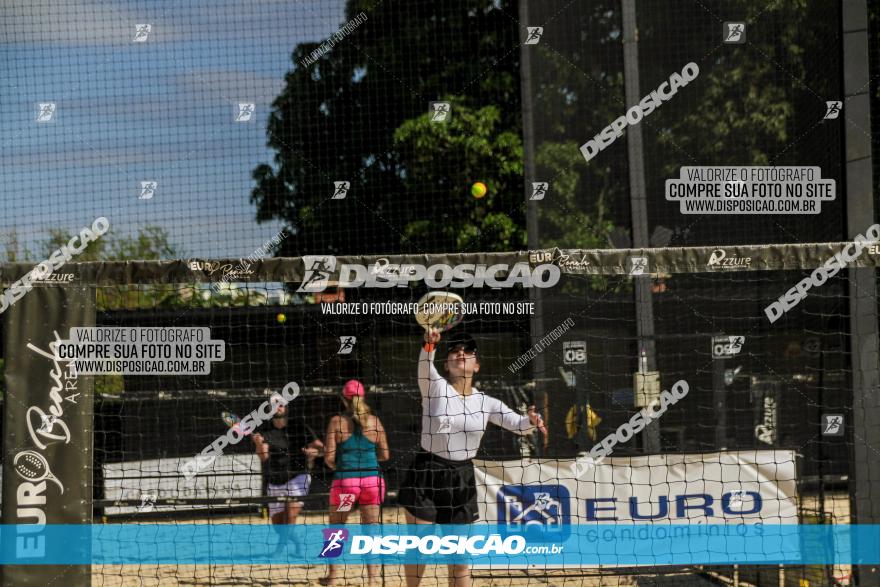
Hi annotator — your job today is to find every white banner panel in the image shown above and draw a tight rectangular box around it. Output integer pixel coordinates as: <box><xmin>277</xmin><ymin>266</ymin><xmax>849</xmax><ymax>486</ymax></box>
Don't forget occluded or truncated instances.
<box><xmin>475</xmin><ymin>450</ymin><xmax>797</xmax><ymax>525</ymax></box>
<box><xmin>103</xmin><ymin>454</ymin><xmax>261</xmax><ymax>515</ymax></box>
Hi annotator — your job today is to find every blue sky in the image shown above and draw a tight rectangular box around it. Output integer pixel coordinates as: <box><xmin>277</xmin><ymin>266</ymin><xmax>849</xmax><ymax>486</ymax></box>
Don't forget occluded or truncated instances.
<box><xmin>1</xmin><ymin>0</ymin><xmax>346</xmax><ymax>260</ymax></box>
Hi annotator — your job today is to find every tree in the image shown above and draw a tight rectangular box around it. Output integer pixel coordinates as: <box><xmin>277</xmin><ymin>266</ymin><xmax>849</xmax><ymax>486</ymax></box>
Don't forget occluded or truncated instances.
<box><xmin>38</xmin><ymin>226</ymin><xmax>187</xmax><ymax>310</ymax></box>
<box><xmin>250</xmin><ymin>0</ymin><xmax>525</xmax><ymax>256</ymax></box>
<box><xmin>514</xmin><ymin>0</ymin><xmax>840</xmax><ymax>249</ymax></box>
<box><xmin>392</xmin><ymin>97</ymin><xmax>525</xmax><ymax>252</ymax></box>
<box><xmin>2</xmin><ymin>230</ymin><xmax>34</xmax><ymax>263</ymax></box>
<box><xmin>41</xmin><ymin>225</ymin><xmax>173</xmax><ymax>262</ymax></box>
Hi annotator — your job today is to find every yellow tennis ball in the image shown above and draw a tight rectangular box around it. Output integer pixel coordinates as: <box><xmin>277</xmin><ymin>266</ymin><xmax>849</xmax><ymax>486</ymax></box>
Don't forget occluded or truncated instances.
<box><xmin>276</xmin><ymin>313</ymin><xmax>287</xmax><ymax>324</ymax></box>
<box><xmin>471</xmin><ymin>182</ymin><xmax>487</xmax><ymax>199</ymax></box>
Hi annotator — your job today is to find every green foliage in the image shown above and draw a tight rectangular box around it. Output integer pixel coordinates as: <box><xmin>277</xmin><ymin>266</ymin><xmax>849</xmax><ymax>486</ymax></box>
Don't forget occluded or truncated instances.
<box><xmin>533</xmin><ymin>141</ymin><xmax>618</xmax><ymax>293</ymax></box>
<box><xmin>392</xmin><ymin>97</ymin><xmax>526</xmax><ymax>252</ymax></box>
<box><xmin>40</xmin><ymin>225</ymin><xmax>174</xmax><ymax>263</ymax></box>
<box><xmin>43</xmin><ymin>226</ymin><xmax>183</xmax><ymax>310</ymax></box>
<box><xmin>533</xmin><ymin>141</ymin><xmax>614</xmax><ymax>251</ymax></box>
<box><xmin>41</xmin><ymin>228</ymin><xmax>107</xmax><ymax>262</ymax></box>
<box><xmin>2</xmin><ymin>230</ymin><xmax>33</xmax><ymax>263</ymax></box>
<box><xmin>251</xmin><ymin>0</ymin><xmax>523</xmax><ymax>255</ymax></box>
<box><xmin>651</xmin><ymin>0</ymin><xmax>809</xmax><ymax>175</ymax></box>
<box><xmin>6</xmin><ymin>224</ymin><xmax>271</xmax><ymax>312</ymax></box>
<box><xmin>107</xmin><ymin>226</ymin><xmax>176</xmax><ymax>261</ymax></box>
<box><xmin>94</xmin><ymin>373</ymin><xmax>124</xmax><ymax>396</ymax></box>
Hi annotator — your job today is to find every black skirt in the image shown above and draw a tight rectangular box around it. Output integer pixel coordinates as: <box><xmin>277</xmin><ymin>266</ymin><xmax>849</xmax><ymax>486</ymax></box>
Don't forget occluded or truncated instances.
<box><xmin>397</xmin><ymin>451</ymin><xmax>479</xmax><ymax>524</ymax></box>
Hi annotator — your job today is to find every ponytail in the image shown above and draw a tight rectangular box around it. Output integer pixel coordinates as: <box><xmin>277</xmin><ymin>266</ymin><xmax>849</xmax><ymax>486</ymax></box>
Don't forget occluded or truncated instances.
<box><xmin>348</xmin><ymin>395</ymin><xmax>372</xmax><ymax>426</ymax></box>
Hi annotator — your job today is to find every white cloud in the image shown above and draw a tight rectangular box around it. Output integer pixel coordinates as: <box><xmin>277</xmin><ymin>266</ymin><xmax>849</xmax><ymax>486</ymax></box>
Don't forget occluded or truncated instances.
<box><xmin>2</xmin><ymin>0</ymin><xmax>185</xmax><ymax>45</ymax></box>
<box><xmin>174</xmin><ymin>70</ymin><xmax>286</xmax><ymax>103</ymax></box>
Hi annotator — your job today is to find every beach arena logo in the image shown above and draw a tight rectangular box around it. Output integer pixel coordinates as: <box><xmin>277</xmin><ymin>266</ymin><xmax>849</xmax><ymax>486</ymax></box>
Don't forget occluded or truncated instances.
<box><xmin>319</xmin><ymin>528</ymin><xmax>349</xmax><ymax>558</ymax></box>
<box><xmin>14</xmin><ymin>451</ymin><xmax>64</xmax><ymax>493</ymax></box>
<box><xmin>188</xmin><ymin>260</ymin><xmax>257</xmax><ymax>282</ymax></box>
<box><xmin>498</xmin><ymin>485</ymin><xmax>570</xmax><ymax>526</ymax></box>
<box><xmin>549</xmin><ymin>248</ymin><xmax>591</xmax><ymax>272</ymax></box>
<box><xmin>298</xmin><ymin>256</ymin><xmax>560</xmax><ymax>292</ymax></box>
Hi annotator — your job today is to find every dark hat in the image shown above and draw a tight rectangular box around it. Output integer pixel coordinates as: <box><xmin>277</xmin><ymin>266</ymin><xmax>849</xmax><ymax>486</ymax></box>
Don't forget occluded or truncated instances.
<box><xmin>445</xmin><ymin>331</ymin><xmax>477</xmax><ymax>355</ymax></box>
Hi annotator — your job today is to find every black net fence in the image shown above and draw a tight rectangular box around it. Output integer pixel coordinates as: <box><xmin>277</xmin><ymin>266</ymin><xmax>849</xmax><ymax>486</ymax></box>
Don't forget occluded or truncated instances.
<box><xmin>0</xmin><ymin>242</ymin><xmax>870</xmax><ymax>584</ymax></box>
<box><xmin>2</xmin><ymin>0</ymin><xmax>880</xmax><ymax>585</ymax></box>
<box><xmin>524</xmin><ymin>0</ymin><xmax>846</xmax><ymax>250</ymax></box>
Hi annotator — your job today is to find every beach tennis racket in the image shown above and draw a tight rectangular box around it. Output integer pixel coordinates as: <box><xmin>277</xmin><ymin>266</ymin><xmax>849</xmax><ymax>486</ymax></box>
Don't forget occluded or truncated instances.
<box><xmin>415</xmin><ymin>291</ymin><xmax>465</xmax><ymax>332</ymax></box>
<box><xmin>221</xmin><ymin>411</ymin><xmax>254</xmax><ymax>436</ymax></box>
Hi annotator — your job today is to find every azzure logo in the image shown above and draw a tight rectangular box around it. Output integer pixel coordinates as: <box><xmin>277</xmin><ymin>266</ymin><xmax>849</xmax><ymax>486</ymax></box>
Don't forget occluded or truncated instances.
<box><xmin>497</xmin><ymin>485</ymin><xmax>570</xmax><ymax>526</ymax></box>
<box><xmin>755</xmin><ymin>396</ymin><xmax>777</xmax><ymax>445</ymax></box>
<box><xmin>707</xmin><ymin>248</ymin><xmax>751</xmax><ymax>270</ymax></box>
<box><xmin>319</xmin><ymin>528</ymin><xmax>349</xmax><ymax>558</ymax></box>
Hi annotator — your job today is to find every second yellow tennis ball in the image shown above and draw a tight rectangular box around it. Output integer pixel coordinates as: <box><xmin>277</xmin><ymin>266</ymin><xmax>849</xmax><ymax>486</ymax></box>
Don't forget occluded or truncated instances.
<box><xmin>276</xmin><ymin>313</ymin><xmax>287</xmax><ymax>324</ymax></box>
<box><xmin>471</xmin><ymin>182</ymin><xmax>487</xmax><ymax>199</ymax></box>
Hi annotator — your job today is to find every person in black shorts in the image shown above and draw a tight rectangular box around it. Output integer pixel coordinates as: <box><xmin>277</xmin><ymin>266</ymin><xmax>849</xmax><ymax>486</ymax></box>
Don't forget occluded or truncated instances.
<box><xmin>398</xmin><ymin>328</ymin><xmax>547</xmax><ymax>587</ymax></box>
<box><xmin>252</xmin><ymin>403</ymin><xmax>323</xmax><ymax>552</ymax></box>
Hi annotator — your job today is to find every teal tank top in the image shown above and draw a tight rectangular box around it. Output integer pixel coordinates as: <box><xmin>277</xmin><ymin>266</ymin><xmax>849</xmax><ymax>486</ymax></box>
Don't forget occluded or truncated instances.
<box><xmin>335</xmin><ymin>419</ymin><xmax>381</xmax><ymax>479</ymax></box>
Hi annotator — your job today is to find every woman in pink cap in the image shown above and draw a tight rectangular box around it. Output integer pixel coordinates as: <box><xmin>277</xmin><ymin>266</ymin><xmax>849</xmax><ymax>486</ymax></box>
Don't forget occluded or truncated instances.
<box><xmin>320</xmin><ymin>379</ymin><xmax>390</xmax><ymax>586</ymax></box>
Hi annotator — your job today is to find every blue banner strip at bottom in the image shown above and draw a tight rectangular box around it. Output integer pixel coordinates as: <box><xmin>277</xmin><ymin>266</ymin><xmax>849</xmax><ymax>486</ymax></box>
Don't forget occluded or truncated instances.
<box><xmin>1</xmin><ymin>524</ymin><xmax>878</xmax><ymax>565</ymax></box>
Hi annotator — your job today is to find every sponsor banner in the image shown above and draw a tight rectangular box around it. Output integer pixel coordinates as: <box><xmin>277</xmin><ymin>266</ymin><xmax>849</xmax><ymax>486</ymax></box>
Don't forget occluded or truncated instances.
<box><xmin>1</xmin><ymin>286</ymin><xmax>94</xmax><ymax>586</ymax></box>
<box><xmin>102</xmin><ymin>454</ymin><xmax>261</xmax><ymax>515</ymax></box>
<box><xmin>0</xmin><ymin>524</ymin><xmax>877</xmax><ymax>565</ymax></box>
<box><xmin>763</xmin><ymin>224</ymin><xmax>880</xmax><ymax>323</ymax></box>
<box><xmin>475</xmin><ymin>451</ymin><xmax>798</xmax><ymax>525</ymax></box>
<box><xmin>10</xmin><ymin>245</ymin><xmax>880</xmax><ymax>287</ymax></box>
<box><xmin>0</xmin><ymin>217</ymin><xmax>108</xmax><ymax>315</ymax></box>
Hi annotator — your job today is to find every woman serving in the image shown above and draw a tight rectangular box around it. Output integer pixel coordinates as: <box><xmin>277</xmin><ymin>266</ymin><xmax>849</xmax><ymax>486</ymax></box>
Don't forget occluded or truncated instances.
<box><xmin>398</xmin><ymin>327</ymin><xmax>546</xmax><ymax>587</ymax></box>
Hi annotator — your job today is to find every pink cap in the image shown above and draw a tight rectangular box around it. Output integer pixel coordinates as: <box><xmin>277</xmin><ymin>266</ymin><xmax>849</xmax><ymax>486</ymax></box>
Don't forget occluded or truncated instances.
<box><xmin>342</xmin><ymin>379</ymin><xmax>365</xmax><ymax>399</ymax></box>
